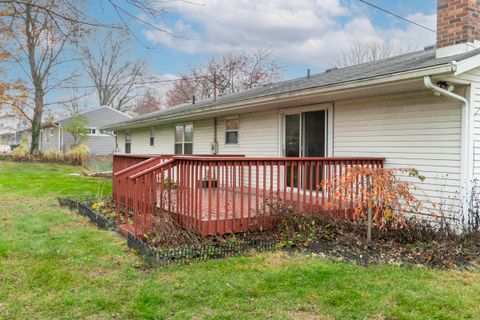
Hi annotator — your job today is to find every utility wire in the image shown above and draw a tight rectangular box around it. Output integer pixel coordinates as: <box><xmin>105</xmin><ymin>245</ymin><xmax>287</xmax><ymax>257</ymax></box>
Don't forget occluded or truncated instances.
<box><xmin>44</xmin><ymin>75</ymin><xmax>208</xmax><ymax>91</ymax></box>
<box><xmin>356</xmin><ymin>0</ymin><xmax>479</xmax><ymax>50</ymax></box>
<box><xmin>356</xmin><ymin>0</ymin><xmax>436</xmax><ymax>33</ymax></box>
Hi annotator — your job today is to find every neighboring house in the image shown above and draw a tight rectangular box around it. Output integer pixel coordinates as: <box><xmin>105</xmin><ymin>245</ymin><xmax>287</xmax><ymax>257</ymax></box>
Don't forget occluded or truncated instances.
<box><xmin>106</xmin><ymin>0</ymin><xmax>480</xmax><ymax>223</ymax></box>
<box><xmin>0</xmin><ymin>114</ymin><xmax>27</xmax><ymax>147</ymax></box>
<box><xmin>39</xmin><ymin>106</ymin><xmax>131</xmax><ymax>155</ymax></box>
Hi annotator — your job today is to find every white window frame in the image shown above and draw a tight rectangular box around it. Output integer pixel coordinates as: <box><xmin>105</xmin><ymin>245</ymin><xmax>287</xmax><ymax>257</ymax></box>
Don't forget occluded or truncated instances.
<box><xmin>87</xmin><ymin>127</ymin><xmax>98</xmax><ymax>136</ymax></box>
<box><xmin>278</xmin><ymin>103</ymin><xmax>334</xmax><ymax>158</ymax></box>
<box><xmin>49</xmin><ymin>128</ymin><xmax>54</xmax><ymax>136</ymax></box>
<box><xmin>149</xmin><ymin>127</ymin><xmax>155</xmax><ymax>147</ymax></box>
<box><xmin>225</xmin><ymin>116</ymin><xmax>239</xmax><ymax>145</ymax></box>
<box><xmin>125</xmin><ymin>131</ymin><xmax>131</xmax><ymax>154</ymax></box>
<box><xmin>174</xmin><ymin>123</ymin><xmax>193</xmax><ymax>154</ymax></box>
<box><xmin>99</xmin><ymin>129</ymin><xmax>114</xmax><ymax>136</ymax></box>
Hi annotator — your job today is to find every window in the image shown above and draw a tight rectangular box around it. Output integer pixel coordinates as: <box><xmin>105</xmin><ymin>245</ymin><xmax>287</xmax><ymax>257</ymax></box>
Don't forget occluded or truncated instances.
<box><xmin>99</xmin><ymin>129</ymin><xmax>114</xmax><ymax>136</ymax></box>
<box><xmin>50</xmin><ymin>128</ymin><xmax>54</xmax><ymax>136</ymax></box>
<box><xmin>87</xmin><ymin>128</ymin><xmax>97</xmax><ymax>136</ymax></box>
<box><xmin>225</xmin><ymin>118</ymin><xmax>239</xmax><ymax>145</ymax></box>
<box><xmin>125</xmin><ymin>131</ymin><xmax>131</xmax><ymax>154</ymax></box>
<box><xmin>149</xmin><ymin>127</ymin><xmax>155</xmax><ymax>147</ymax></box>
<box><xmin>174</xmin><ymin>123</ymin><xmax>193</xmax><ymax>154</ymax></box>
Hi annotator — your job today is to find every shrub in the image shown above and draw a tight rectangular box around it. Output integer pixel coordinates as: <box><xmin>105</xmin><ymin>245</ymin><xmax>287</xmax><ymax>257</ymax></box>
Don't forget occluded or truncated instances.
<box><xmin>325</xmin><ymin>166</ymin><xmax>434</xmax><ymax>233</ymax></box>
<box><xmin>40</xmin><ymin>150</ymin><xmax>65</xmax><ymax>163</ymax></box>
<box><xmin>11</xmin><ymin>136</ymin><xmax>30</xmax><ymax>160</ymax></box>
<box><xmin>65</xmin><ymin>143</ymin><xmax>89</xmax><ymax>166</ymax></box>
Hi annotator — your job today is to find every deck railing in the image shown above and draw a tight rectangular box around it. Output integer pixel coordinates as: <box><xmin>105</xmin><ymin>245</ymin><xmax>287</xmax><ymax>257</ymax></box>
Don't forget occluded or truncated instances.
<box><xmin>116</xmin><ymin>155</ymin><xmax>384</xmax><ymax>237</ymax></box>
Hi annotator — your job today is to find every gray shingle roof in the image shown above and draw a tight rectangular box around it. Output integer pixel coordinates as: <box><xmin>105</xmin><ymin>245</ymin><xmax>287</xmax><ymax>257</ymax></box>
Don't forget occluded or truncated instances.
<box><xmin>109</xmin><ymin>48</ymin><xmax>480</xmax><ymax>128</ymax></box>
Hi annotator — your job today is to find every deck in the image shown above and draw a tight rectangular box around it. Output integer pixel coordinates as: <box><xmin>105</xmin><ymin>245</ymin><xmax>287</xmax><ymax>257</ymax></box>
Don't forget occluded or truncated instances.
<box><xmin>114</xmin><ymin>155</ymin><xmax>383</xmax><ymax>236</ymax></box>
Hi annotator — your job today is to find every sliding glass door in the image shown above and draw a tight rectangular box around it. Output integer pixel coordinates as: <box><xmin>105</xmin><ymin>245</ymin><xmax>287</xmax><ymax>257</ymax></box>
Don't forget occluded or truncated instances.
<box><xmin>284</xmin><ymin>110</ymin><xmax>326</xmax><ymax>189</ymax></box>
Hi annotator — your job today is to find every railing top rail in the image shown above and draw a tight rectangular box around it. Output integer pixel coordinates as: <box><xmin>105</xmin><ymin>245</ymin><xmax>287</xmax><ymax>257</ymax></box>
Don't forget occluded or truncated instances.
<box><xmin>129</xmin><ymin>159</ymin><xmax>177</xmax><ymax>180</ymax></box>
<box><xmin>171</xmin><ymin>156</ymin><xmax>385</xmax><ymax>162</ymax></box>
<box><xmin>113</xmin><ymin>154</ymin><xmax>166</xmax><ymax>159</ymax></box>
<box><xmin>114</xmin><ymin>156</ymin><xmax>166</xmax><ymax>177</ymax></box>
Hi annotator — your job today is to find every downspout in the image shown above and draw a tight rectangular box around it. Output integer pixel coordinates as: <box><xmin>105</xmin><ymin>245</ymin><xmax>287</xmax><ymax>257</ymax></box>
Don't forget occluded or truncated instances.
<box><xmin>57</xmin><ymin>124</ymin><xmax>62</xmax><ymax>152</ymax></box>
<box><xmin>213</xmin><ymin>117</ymin><xmax>218</xmax><ymax>155</ymax></box>
<box><xmin>424</xmin><ymin>76</ymin><xmax>472</xmax><ymax>224</ymax></box>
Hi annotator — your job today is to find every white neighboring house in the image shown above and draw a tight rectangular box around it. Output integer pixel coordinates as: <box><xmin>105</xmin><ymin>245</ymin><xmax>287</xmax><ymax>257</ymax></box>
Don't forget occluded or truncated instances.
<box><xmin>0</xmin><ymin>113</ymin><xmax>28</xmax><ymax>151</ymax></box>
<box><xmin>39</xmin><ymin>106</ymin><xmax>131</xmax><ymax>156</ymax></box>
<box><xmin>105</xmin><ymin>1</ymin><xmax>480</xmax><ymax>222</ymax></box>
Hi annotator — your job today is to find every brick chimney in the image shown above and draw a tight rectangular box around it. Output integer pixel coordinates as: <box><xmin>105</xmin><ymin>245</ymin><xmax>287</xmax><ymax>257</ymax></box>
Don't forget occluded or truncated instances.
<box><xmin>436</xmin><ymin>0</ymin><xmax>480</xmax><ymax>58</ymax></box>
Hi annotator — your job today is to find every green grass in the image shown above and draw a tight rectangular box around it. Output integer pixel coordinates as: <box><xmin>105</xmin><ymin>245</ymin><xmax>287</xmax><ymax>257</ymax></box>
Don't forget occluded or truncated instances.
<box><xmin>1</xmin><ymin>160</ymin><xmax>480</xmax><ymax>319</ymax></box>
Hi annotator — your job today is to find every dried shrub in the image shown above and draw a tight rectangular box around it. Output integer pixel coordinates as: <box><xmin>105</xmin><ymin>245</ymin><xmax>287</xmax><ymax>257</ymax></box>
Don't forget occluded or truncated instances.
<box><xmin>11</xmin><ymin>136</ymin><xmax>30</xmax><ymax>160</ymax></box>
<box><xmin>40</xmin><ymin>150</ymin><xmax>65</xmax><ymax>163</ymax></box>
<box><xmin>146</xmin><ymin>210</ymin><xmax>203</xmax><ymax>248</ymax></box>
<box><xmin>65</xmin><ymin>143</ymin><xmax>89</xmax><ymax>166</ymax></box>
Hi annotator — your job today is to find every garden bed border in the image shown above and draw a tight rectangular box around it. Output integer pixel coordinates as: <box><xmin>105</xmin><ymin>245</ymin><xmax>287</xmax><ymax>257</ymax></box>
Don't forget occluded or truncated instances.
<box><xmin>57</xmin><ymin>197</ymin><xmax>116</xmax><ymax>230</ymax></box>
<box><xmin>57</xmin><ymin>196</ymin><xmax>281</xmax><ymax>266</ymax></box>
<box><xmin>127</xmin><ymin>233</ymin><xmax>280</xmax><ymax>266</ymax></box>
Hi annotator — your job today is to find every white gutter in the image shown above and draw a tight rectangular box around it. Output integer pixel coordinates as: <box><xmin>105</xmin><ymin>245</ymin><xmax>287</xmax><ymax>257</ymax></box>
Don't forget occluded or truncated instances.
<box><xmin>424</xmin><ymin>76</ymin><xmax>472</xmax><ymax>224</ymax></box>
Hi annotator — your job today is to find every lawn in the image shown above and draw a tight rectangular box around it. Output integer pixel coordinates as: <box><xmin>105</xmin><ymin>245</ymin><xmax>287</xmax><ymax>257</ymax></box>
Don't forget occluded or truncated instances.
<box><xmin>1</xmin><ymin>160</ymin><xmax>480</xmax><ymax>319</ymax></box>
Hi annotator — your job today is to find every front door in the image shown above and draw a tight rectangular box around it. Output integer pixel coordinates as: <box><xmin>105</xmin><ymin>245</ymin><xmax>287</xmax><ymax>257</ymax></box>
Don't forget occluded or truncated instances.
<box><xmin>284</xmin><ymin>110</ymin><xmax>326</xmax><ymax>189</ymax></box>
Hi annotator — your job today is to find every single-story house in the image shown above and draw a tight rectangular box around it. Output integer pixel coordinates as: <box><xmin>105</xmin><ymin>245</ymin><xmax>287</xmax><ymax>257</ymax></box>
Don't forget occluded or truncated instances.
<box><xmin>40</xmin><ymin>106</ymin><xmax>131</xmax><ymax>156</ymax></box>
<box><xmin>106</xmin><ymin>0</ymin><xmax>480</xmax><ymax>231</ymax></box>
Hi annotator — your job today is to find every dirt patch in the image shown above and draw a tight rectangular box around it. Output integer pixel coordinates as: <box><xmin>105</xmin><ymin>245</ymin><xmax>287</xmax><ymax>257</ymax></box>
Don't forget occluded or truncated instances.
<box><xmin>287</xmin><ymin>310</ymin><xmax>331</xmax><ymax>320</ymax></box>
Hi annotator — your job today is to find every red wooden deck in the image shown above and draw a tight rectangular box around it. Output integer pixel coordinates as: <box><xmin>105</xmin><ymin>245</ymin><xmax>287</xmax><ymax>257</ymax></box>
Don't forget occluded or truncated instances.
<box><xmin>114</xmin><ymin>155</ymin><xmax>383</xmax><ymax>237</ymax></box>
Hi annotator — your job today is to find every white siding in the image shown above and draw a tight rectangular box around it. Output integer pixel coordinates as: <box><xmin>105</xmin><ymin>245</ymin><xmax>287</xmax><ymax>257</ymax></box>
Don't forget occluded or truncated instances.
<box><xmin>193</xmin><ymin>119</ymin><xmax>214</xmax><ymax>154</ymax></box>
<box><xmin>334</xmin><ymin>91</ymin><xmax>463</xmax><ymax>217</ymax></box>
<box><xmin>218</xmin><ymin>110</ymin><xmax>279</xmax><ymax>156</ymax></box>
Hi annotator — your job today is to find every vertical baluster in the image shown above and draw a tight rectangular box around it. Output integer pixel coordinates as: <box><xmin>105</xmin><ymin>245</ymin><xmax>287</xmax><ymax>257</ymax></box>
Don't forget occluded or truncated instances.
<box><xmin>199</xmin><ymin>161</ymin><xmax>203</xmax><ymax>232</ymax></box>
<box><xmin>255</xmin><ymin>161</ymin><xmax>259</xmax><ymax>221</ymax></box>
<box><xmin>240</xmin><ymin>161</ymin><xmax>244</xmax><ymax>229</ymax></box>
<box><xmin>339</xmin><ymin>160</ymin><xmax>343</xmax><ymax>217</ymax></box>
<box><xmin>248</xmin><ymin>161</ymin><xmax>252</xmax><ymax>228</ymax></box>
<box><xmin>297</xmin><ymin>161</ymin><xmax>301</xmax><ymax>207</ymax></box>
<box><xmin>207</xmin><ymin>161</ymin><xmax>212</xmax><ymax>234</ymax></box>
<box><xmin>289</xmin><ymin>161</ymin><xmax>294</xmax><ymax>203</ymax></box>
<box><xmin>224</xmin><ymin>161</ymin><xmax>229</xmax><ymax>232</ymax></box>
<box><xmin>168</xmin><ymin>165</ymin><xmax>172</xmax><ymax>214</ymax></box>
<box><xmin>232</xmin><ymin>161</ymin><xmax>237</xmax><ymax>232</ymax></box>
<box><xmin>216</xmin><ymin>161</ymin><xmax>221</xmax><ymax>234</ymax></box>
<box><xmin>262</xmin><ymin>162</ymin><xmax>267</xmax><ymax>219</ymax></box>
<box><xmin>270</xmin><ymin>162</ymin><xmax>273</xmax><ymax>214</ymax></box>
<box><xmin>309</xmin><ymin>160</ymin><xmax>313</xmax><ymax>213</ymax></box>
<box><xmin>302</xmin><ymin>160</ymin><xmax>307</xmax><ymax>211</ymax></box>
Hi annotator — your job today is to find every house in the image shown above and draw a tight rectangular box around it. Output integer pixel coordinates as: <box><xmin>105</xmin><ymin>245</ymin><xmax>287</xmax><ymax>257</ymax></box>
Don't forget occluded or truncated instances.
<box><xmin>0</xmin><ymin>113</ymin><xmax>28</xmax><ymax>150</ymax></box>
<box><xmin>106</xmin><ymin>0</ymin><xmax>480</xmax><ymax>236</ymax></box>
<box><xmin>39</xmin><ymin>106</ymin><xmax>131</xmax><ymax>156</ymax></box>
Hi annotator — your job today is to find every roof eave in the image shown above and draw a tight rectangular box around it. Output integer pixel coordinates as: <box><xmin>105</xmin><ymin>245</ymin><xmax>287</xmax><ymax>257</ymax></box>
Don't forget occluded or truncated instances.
<box><xmin>105</xmin><ymin>63</ymin><xmax>455</xmax><ymax>131</ymax></box>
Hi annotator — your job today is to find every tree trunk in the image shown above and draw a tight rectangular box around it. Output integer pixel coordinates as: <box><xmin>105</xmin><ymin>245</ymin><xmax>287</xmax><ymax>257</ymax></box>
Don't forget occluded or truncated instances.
<box><xmin>30</xmin><ymin>86</ymin><xmax>44</xmax><ymax>155</ymax></box>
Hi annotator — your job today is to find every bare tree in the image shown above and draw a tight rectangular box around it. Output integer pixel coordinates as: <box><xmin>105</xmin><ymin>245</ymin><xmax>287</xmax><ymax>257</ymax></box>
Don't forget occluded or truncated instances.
<box><xmin>165</xmin><ymin>50</ymin><xmax>282</xmax><ymax>107</ymax></box>
<box><xmin>82</xmin><ymin>31</ymin><xmax>146</xmax><ymax>112</ymax></box>
<box><xmin>2</xmin><ymin>0</ymin><xmax>82</xmax><ymax>154</ymax></box>
<box><xmin>0</xmin><ymin>0</ymin><xmax>189</xmax><ymax>152</ymax></box>
<box><xmin>133</xmin><ymin>90</ymin><xmax>162</xmax><ymax>115</ymax></box>
<box><xmin>332</xmin><ymin>41</ymin><xmax>416</xmax><ymax>68</ymax></box>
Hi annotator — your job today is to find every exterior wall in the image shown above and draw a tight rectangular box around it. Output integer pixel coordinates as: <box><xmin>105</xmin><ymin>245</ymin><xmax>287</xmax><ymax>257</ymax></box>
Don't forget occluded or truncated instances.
<box><xmin>39</xmin><ymin>127</ymin><xmax>60</xmax><ymax>152</ymax></box>
<box><xmin>334</xmin><ymin>91</ymin><xmax>462</xmax><ymax>217</ymax></box>
<box><xmin>217</xmin><ymin>110</ymin><xmax>279</xmax><ymax>156</ymax></box>
<box><xmin>457</xmin><ymin>69</ymin><xmax>480</xmax><ymax>182</ymax></box>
